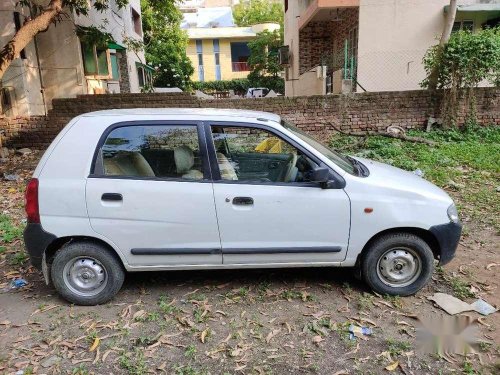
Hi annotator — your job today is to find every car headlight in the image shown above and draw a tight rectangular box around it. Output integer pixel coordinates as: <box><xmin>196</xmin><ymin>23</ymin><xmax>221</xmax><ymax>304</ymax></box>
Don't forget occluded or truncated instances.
<box><xmin>447</xmin><ymin>204</ymin><xmax>459</xmax><ymax>223</ymax></box>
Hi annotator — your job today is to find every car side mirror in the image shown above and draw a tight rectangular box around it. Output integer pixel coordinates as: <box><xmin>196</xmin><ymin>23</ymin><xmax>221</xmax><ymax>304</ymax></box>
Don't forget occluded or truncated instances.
<box><xmin>311</xmin><ymin>167</ymin><xmax>330</xmax><ymax>184</ymax></box>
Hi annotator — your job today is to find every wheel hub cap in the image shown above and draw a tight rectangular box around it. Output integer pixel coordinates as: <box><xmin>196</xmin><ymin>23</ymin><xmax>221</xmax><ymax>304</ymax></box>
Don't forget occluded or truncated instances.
<box><xmin>376</xmin><ymin>248</ymin><xmax>421</xmax><ymax>287</ymax></box>
<box><xmin>63</xmin><ymin>257</ymin><xmax>108</xmax><ymax>297</ymax></box>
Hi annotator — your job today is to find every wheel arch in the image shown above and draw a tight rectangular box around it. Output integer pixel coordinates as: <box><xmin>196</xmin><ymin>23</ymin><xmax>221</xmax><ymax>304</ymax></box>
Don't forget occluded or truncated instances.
<box><xmin>355</xmin><ymin>227</ymin><xmax>441</xmax><ymax>268</ymax></box>
<box><xmin>45</xmin><ymin>236</ymin><xmax>126</xmax><ymax>268</ymax></box>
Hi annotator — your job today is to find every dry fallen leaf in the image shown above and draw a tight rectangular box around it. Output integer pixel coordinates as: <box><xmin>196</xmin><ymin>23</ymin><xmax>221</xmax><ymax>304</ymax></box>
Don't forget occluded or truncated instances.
<box><xmin>265</xmin><ymin>328</ymin><xmax>281</xmax><ymax>343</ymax></box>
<box><xmin>486</xmin><ymin>263</ymin><xmax>499</xmax><ymax>271</ymax></box>
<box><xmin>89</xmin><ymin>337</ymin><xmax>100</xmax><ymax>352</ymax></box>
<box><xmin>200</xmin><ymin>328</ymin><xmax>209</xmax><ymax>343</ymax></box>
<box><xmin>312</xmin><ymin>335</ymin><xmax>324</xmax><ymax>345</ymax></box>
<box><xmin>385</xmin><ymin>361</ymin><xmax>399</xmax><ymax>371</ymax></box>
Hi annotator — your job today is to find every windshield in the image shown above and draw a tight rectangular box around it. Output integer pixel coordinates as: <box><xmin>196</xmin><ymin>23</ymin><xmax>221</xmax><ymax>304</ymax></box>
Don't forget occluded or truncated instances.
<box><xmin>281</xmin><ymin>120</ymin><xmax>357</xmax><ymax>175</ymax></box>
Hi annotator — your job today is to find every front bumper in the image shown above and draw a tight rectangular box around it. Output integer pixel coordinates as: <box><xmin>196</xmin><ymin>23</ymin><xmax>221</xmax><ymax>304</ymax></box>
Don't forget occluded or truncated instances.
<box><xmin>429</xmin><ymin>221</ymin><xmax>462</xmax><ymax>266</ymax></box>
<box><xmin>23</xmin><ymin>223</ymin><xmax>56</xmax><ymax>270</ymax></box>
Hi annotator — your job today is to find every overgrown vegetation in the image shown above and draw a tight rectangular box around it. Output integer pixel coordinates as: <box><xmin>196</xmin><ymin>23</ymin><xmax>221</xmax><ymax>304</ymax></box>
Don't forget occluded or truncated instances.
<box><xmin>233</xmin><ymin>0</ymin><xmax>284</xmax><ymax>28</ymax></box>
<box><xmin>422</xmin><ymin>27</ymin><xmax>500</xmax><ymax>127</ymax></box>
<box><xmin>191</xmin><ymin>79</ymin><xmax>251</xmax><ymax>95</ymax></box>
<box><xmin>330</xmin><ymin>125</ymin><xmax>500</xmax><ymax>229</ymax></box>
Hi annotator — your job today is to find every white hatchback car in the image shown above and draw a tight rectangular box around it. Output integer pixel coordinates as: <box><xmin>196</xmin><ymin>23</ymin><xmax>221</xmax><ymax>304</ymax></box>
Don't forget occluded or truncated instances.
<box><xmin>24</xmin><ymin>109</ymin><xmax>461</xmax><ymax>305</ymax></box>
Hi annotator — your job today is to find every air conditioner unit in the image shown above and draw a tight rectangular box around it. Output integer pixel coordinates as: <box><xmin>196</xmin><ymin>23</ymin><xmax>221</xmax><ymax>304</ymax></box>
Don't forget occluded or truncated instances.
<box><xmin>278</xmin><ymin>45</ymin><xmax>290</xmax><ymax>66</ymax></box>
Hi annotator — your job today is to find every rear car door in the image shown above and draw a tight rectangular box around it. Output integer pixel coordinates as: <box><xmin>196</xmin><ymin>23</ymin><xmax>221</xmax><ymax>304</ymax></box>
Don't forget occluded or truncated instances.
<box><xmin>207</xmin><ymin>123</ymin><xmax>351</xmax><ymax>265</ymax></box>
<box><xmin>86</xmin><ymin>121</ymin><xmax>222</xmax><ymax>268</ymax></box>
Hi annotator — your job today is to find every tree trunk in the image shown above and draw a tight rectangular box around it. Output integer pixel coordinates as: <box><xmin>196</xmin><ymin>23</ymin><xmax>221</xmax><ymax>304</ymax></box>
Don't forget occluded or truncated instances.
<box><xmin>427</xmin><ymin>0</ymin><xmax>458</xmax><ymax>91</ymax></box>
<box><xmin>0</xmin><ymin>0</ymin><xmax>63</xmax><ymax>80</ymax></box>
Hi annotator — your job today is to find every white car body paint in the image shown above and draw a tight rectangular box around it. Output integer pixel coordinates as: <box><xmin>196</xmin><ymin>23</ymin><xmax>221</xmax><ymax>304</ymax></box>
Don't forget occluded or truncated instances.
<box><xmin>33</xmin><ymin>108</ymin><xmax>455</xmax><ymax>272</ymax></box>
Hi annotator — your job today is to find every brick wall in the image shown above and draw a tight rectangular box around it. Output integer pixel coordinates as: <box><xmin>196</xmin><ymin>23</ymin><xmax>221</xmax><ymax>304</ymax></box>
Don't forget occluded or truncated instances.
<box><xmin>299</xmin><ymin>8</ymin><xmax>359</xmax><ymax>75</ymax></box>
<box><xmin>1</xmin><ymin>88</ymin><xmax>499</xmax><ymax>149</ymax></box>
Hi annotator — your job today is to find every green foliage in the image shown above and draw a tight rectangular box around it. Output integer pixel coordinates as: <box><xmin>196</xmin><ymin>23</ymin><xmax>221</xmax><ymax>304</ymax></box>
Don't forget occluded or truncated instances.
<box><xmin>330</xmin><ymin>125</ymin><xmax>500</xmax><ymax>229</ymax></box>
<box><xmin>191</xmin><ymin>79</ymin><xmax>251</xmax><ymax>94</ymax></box>
<box><xmin>233</xmin><ymin>0</ymin><xmax>284</xmax><ymax>27</ymax></box>
<box><xmin>247</xmin><ymin>30</ymin><xmax>285</xmax><ymax>93</ymax></box>
<box><xmin>422</xmin><ymin>28</ymin><xmax>500</xmax><ymax>127</ymax></box>
<box><xmin>140</xmin><ymin>0</ymin><xmax>193</xmax><ymax>90</ymax></box>
<box><xmin>0</xmin><ymin>214</ymin><xmax>24</xmax><ymax>243</ymax></box>
<box><xmin>422</xmin><ymin>28</ymin><xmax>500</xmax><ymax>90</ymax></box>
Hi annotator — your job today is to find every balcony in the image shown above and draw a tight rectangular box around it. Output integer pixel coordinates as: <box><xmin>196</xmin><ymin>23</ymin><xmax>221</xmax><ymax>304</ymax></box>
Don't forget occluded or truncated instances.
<box><xmin>232</xmin><ymin>62</ymin><xmax>250</xmax><ymax>72</ymax></box>
<box><xmin>299</xmin><ymin>0</ymin><xmax>359</xmax><ymax>30</ymax></box>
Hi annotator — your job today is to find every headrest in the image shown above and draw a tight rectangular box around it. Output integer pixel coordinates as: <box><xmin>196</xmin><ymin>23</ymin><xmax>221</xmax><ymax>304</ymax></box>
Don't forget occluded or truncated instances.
<box><xmin>174</xmin><ymin>146</ymin><xmax>195</xmax><ymax>173</ymax></box>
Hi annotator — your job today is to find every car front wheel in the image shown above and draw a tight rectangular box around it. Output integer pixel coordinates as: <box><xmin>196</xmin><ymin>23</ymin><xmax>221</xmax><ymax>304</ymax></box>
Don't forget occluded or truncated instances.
<box><xmin>361</xmin><ymin>233</ymin><xmax>434</xmax><ymax>296</ymax></box>
<box><xmin>51</xmin><ymin>241</ymin><xmax>125</xmax><ymax>305</ymax></box>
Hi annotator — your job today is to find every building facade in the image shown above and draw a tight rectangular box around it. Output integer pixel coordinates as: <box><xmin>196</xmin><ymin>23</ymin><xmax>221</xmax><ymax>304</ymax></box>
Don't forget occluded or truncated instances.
<box><xmin>284</xmin><ymin>0</ymin><xmax>500</xmax><ymax>97</ymax></box>
<box><xmin>0</xmin><ymin>0</ymin><xmax>149</xmax><ymax>117</ymax></box>
<box><xmin>181</xmin><ymin>6</ymin><xmax>279</xmax><ymax>82</ymax></box>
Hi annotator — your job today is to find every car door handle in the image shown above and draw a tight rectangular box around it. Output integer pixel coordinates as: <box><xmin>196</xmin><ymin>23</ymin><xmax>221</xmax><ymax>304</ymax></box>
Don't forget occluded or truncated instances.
<box><xmin>232</xmin><ymin>197</ymin><xmax>254</xmax><ymax>205</ymax></box>
<box><xmin>101</xmin><ymin>193</ymin><xmax>123</xmax><ymax>201</ymax></box>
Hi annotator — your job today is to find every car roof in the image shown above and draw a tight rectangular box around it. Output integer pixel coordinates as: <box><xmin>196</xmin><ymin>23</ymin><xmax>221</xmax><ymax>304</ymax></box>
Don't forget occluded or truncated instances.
<box><xmin>80</xmin><ymin>108</ymin><xmax>281</xmax><ymax>123</ymax></box>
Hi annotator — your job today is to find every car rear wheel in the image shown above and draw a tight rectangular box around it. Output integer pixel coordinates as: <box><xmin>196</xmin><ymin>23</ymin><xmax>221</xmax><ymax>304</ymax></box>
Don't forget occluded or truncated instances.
<box><xmin>51</xmin><ymin>241</ymin><xmax>125</xmax><ymax>305</ymax></box>
<box><xmin>361</xmin><ymin>233</ymin><xmax>434</xmax><ymax>296</ymax></box>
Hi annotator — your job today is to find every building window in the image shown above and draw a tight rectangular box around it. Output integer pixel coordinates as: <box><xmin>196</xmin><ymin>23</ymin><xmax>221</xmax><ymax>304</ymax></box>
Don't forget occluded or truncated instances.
<box><xmin>196</xmin><ymin>39</ymin><xmax>204</xmax><ymax>81</ymax></box>
<box><xmin>213</xmin><ymin>39</ymin><xmax>221</xmax><ymax>80</ymax></box>
<box><xmin>81</xmin><ymin>42</ymin><xmax>111</xmax><ymax>77</ymax></box>
<box><xmin>285</xmin><ymin>0</ymin><xmax>288</xmax><ymax>12</ymax></box>
<box><xmin>110</xmin><ymin>53</ymin><xmax>120</xmax><ymax>80</ymax></box>
<box><xmin>0</xmin><ymin>88</ymin><xmax>13</xmax><ymax>115</ymax></box>
<box><xmin>136</xmin><ymin>63</ymin><xmax>153</xmax><ymax>88</ymax></box>
<box><xmin>452</xmin><ymin>20</ymin><xmax>474</xmax><ymax>32</ymax></box>
<box><xmin>230</xmin><ymin>42</ymin><xmax>250</xmax><ymax>72</ymax></box>
<box><xmin>131</xmin><ymin>7</ymin><xmax>142</xmax><ymax>36</ymax></box>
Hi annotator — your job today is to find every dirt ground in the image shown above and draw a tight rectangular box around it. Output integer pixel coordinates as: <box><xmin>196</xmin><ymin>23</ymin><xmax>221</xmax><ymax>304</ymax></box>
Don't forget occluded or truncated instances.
<box><xmin>0</xmin><ymin>151</ymin><xmax>498</xmax><ymax>375</ymax></box>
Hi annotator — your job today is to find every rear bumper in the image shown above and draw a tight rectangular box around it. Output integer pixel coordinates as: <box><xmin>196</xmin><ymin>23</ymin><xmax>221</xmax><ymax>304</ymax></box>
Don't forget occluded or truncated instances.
<box><xmin>23</xmin><ymin>223</ymin><xmax>56</xmax><ymax>270</ymax></box>
<box><xmin>430</xmin><ymin>221</ymin><xmax>462</xmax><ymax>266</ymax></box>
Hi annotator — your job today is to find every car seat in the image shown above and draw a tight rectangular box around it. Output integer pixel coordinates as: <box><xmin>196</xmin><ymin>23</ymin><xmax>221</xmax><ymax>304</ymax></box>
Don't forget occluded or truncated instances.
<box><xmin>174</xmin><ymin>146</ymin><xmax>204</xmax><ymax>179</ymax></box>
<box><xmin>104</xmin><ymin>152</ymin><xmax>155</xmax><ymax>177</ymax></box>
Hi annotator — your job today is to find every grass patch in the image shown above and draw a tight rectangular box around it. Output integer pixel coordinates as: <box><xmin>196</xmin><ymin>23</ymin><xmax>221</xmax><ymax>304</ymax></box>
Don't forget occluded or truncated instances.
<box><xmin>386</xmin><ymin>338</ymin><xmax>412</xmax><ymax>357</ymax></box>
<box><xmin>0</xmin><ymin>214</ymin><xmax>24</xmax><ymax>243</ymax></box>
<box><xmin>330</xmin><ymin>125</ymin><xmax>500</xmax><ymax>229</ymax></box>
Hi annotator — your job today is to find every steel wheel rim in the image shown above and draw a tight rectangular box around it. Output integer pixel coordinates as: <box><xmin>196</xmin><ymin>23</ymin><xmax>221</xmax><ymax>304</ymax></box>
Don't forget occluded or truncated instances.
<box><xmin>62</xmin><ymin>257</ymin><xmax>108</xmax><ymax>297</ymax></box>
<box><xmin>376</xmin><ymin>247</ymin><xmax>422</xmax><ymax>288</ymax></box>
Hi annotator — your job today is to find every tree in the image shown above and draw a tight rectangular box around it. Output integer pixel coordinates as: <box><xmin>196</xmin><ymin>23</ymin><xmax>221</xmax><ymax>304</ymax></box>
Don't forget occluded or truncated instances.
<box><xmin>427</xmin><ymin>0</ymin><xmax>457</xmax><ymax>91</ymax></box>
<box><xmin>247</xmin><ymin>29</ymin><xmax>284</xmax><ymax>93</ymax></box>
<box><xmin>140</xmin><ymin>0</ymin><xmax>193</xmax><ymax>89</ymax></box>
<box><xmin>0</xmin><ymin>0</ymin><xmax>129</xmax><ymax>79</ymax></box>
<box><xmin>233</xmin><ymin>0</ymin><xmax>283</xmax><ymax>27</ymax></box>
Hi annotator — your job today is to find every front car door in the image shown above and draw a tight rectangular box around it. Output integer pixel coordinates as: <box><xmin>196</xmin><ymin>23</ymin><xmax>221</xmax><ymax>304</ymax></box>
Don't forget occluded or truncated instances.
<box><xmin>206</xmin><ymin>122</ymin><xmax>351</xmax><ymax>266</ymax></box>
<box><xmin>86</xmin><ymin>121</ymin><xmax>222</xmax><ymax>269</ymax></box>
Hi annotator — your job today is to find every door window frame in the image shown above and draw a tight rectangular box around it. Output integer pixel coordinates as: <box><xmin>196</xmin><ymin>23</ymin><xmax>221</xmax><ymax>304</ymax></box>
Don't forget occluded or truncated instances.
<box><xmin>89</xmin><ymin>120</ymin><xmax>212</xmax><ymax>182</ymax></box>
<box><xmin>203</xmin><ymin>121</ymin><xmax>345</xmax><ymax>188</ymax></box>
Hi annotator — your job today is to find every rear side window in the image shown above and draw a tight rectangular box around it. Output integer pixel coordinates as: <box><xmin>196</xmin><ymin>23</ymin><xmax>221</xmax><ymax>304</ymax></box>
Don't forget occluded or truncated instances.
<box><xmin>100</xmin><ymin>125</ymin><xmax>204</xmax><ymax>180</ymax></box>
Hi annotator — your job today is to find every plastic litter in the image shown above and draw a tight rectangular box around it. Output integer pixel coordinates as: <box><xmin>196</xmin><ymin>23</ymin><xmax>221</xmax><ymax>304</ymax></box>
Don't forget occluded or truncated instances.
<box><xmin>349</xmin><ymin>324</ymin><xmax>372</xmax><ymax>340</ymax></box>
<box><xmin>471</xmin><ymin>299</ymin><xmax>497</xmax><ymax>316</ymax></box>
<box><xmin>9</xmin><ymin>278</ymin><xmax>28</xmax><ymax>289</ymax></box>
<box><xmin>3</xmin><ymin>173</ymin><xmax>20</xmax><ymax>181</ymax></box>
<box><xmin>413</xmin><ymin>169</ymin><xmax>424</xmax><ymax>177</ymax></box>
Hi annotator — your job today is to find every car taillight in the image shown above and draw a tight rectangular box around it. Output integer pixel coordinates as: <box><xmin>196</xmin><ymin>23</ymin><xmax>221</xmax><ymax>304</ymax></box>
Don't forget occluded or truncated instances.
<box><xmin>25</xmin><ymin>178</ymin><xmax>40</xmax><ymax>224</ymax></box>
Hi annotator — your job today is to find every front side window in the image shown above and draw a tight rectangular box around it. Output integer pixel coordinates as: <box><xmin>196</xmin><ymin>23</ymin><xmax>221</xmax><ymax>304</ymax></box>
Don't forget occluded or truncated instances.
<box><xmin>211</xmin><ymin>125</ymin><xmax>318</xmax><ymax>183</ymax></box>
<box><xmin>101</xmin><ymin>125</ymin><xmax>204</xmax><ymax>180</ymax></box>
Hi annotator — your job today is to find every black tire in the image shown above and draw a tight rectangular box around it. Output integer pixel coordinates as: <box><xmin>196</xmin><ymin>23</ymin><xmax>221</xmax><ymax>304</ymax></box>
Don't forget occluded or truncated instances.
<box><xmin>51</xmin><ymin>240</ymin><xmax>125</xmax><ymax>305</ymax></box>
<box><xmin>361</xmin><ymin>233</ymin><xmax>434</xmax><ymax>296</ymax></box>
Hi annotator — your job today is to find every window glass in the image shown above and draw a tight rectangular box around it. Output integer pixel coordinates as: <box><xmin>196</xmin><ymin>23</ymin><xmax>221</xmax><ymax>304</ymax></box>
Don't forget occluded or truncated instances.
<box><xmin>81</xmin><ymin>43</ymin><xmax>97</xmax><ymax>75</ymax></box>
<box><xmin>137</xmin><ymin>67</ymin><xmax>145</xmax><ymax>87</ymax></box>
<box><xmin>211</xmin><ymin>126</ymin><xmax>317</xmax><ymax>183</ymax></box>
<box><xmin>110</xmin><ymin>53</ymin><xmax>120</xmax><ymax>80</ymax></box>
<box><xmin>96</xmin><ymin>48</ymin><xmax>109</xmax><ymax>76</ymax></box>
<box><xmin>101</xmin><ymin>125</ymin><xmax>203</xmax><ymax>180</ymax></box>
<box><xmin>281</xmin><ymin>120</ymin><xmax>356</xmax><ymax>175</ymax></box>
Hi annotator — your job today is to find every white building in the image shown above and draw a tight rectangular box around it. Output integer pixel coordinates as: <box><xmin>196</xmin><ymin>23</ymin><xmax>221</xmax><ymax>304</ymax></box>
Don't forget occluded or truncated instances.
<box><xmin>0</xmin><ymin>0</ymin><xmax>151</xmax><ymax>117</ymax></box>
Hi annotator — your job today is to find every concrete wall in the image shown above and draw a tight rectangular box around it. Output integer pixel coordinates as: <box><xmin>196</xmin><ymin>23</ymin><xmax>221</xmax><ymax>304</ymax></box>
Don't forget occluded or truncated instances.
<box><xmin>285</xmin><ymin>0</ymin><xmax>497</xmax><ymax>96</ymax></box>
<box><xmin>2</xmin><ymin>88</ymin><xmax>498</xmax><ymax>149</ymax></box>
<box><xmin>0</xmin><ymin>0</ymin><xmax>145</xmax><ymax>116</ymax></box>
